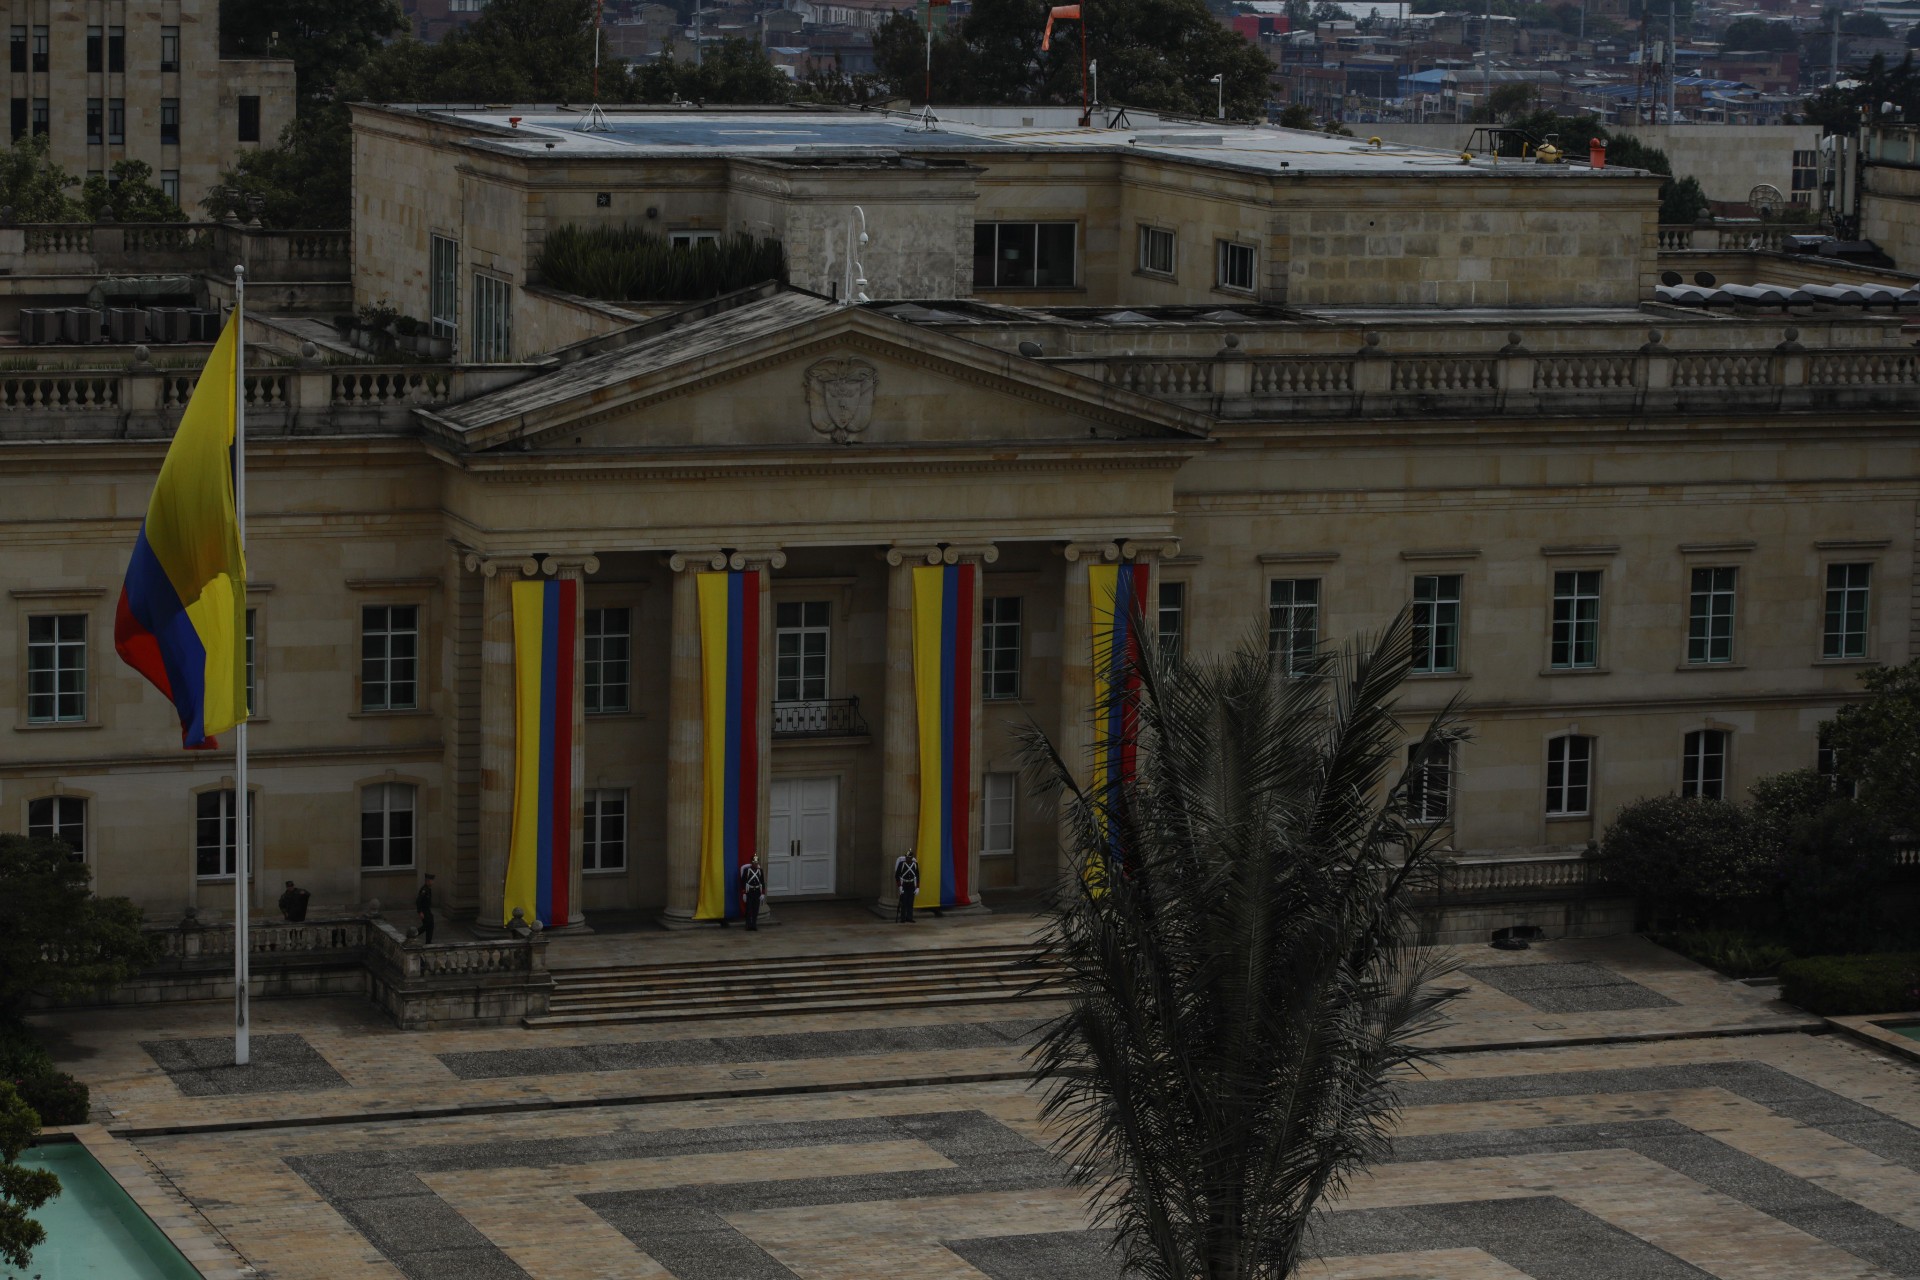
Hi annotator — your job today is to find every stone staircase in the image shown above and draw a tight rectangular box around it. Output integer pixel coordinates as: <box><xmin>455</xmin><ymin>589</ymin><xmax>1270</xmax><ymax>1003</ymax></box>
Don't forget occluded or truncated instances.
<box><xmin>526</xmin><ymin>941</ymin><xmax>1062</xmax><ymax>1027</ymax></box>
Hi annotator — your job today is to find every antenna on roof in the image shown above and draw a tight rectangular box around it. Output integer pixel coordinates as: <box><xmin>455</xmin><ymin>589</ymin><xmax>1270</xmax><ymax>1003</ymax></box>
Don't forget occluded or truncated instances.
<box><xmin>578</xmin><ymin>0</ymin><xmax>610</xmax><ymax>132</ymax></box>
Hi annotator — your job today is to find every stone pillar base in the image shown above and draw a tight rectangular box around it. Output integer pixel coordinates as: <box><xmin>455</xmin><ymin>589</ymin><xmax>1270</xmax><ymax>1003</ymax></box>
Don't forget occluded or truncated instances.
<box><xmin>656</xmin><ymin>904</ymin><xmax>777</xmax><ymax>930</ymax></box>
<box><xmin>866</xmin><ymin>898</ymin><xmax>993</xmax><ymax>921</ymax></box>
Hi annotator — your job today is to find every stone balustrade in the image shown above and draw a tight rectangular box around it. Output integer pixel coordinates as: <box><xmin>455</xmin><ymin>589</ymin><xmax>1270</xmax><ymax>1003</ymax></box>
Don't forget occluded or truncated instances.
<box><xmin>1656</xmin><ymin>222</ymin><xmax>1789</xmax><ymax>253</ymax></box>
<box><xmin>0</xmin><ymin>222</ymin><xmax>349</xmax><ymax>281</ymax></box>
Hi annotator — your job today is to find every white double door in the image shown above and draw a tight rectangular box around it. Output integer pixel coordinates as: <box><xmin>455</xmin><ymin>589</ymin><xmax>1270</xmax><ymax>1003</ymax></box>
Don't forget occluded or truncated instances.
<box><xmin>767</xmin><ymin>776</ymin><xmax>837</xmax><ymax>896</ymax></box>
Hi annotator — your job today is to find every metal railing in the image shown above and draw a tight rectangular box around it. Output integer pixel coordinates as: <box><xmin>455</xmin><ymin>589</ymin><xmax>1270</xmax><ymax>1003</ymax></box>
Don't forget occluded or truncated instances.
<box><xmin>771</xmin><ymin>697</ymin><xmax>870</xmax><ymax>738</ymax></box>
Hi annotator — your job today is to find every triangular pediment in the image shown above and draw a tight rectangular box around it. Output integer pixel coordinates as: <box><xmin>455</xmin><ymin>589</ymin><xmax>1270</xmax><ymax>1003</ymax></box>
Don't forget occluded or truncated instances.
<box><xmin>428</xmin><ymin>294</ymin><xmax>1210</xmax><ymax>454</ymax></box>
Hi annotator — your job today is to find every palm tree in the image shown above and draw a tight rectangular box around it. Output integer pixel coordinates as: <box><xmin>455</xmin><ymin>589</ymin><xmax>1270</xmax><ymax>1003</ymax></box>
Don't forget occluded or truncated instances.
<box><xmin>1023</xmin><ymin>608</ymin><xmax>1466</xmax><ymax>1280</ymax></box>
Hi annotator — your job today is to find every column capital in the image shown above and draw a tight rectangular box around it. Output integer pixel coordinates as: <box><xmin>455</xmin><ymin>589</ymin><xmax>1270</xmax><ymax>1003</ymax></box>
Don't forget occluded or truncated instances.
<box><xmin>725</xmin><ymin>548</ymin><xmax>787</xmax><ymax>572</ymax></box>
<box><xmin>884</xmin><ymin>543</ymin><xmax>946</xmax><ymax>567</ymax></box>
<box><xmin>1120</xmin><ymin>538</ymin><xmax>1182</xmax><ymax>562</ymax></box>
<box><xmin>940</xmin><ymin>543</ymin><xmax>1000</xmax><ymax>566</ymax></box>
<box><xmin>542</xmin><ymin>554</ymin><xmax>602</xmax><ymax>577</ymax></box>
<box><xmin>1062</xmin><ymin>540</ymin><xmax>1121</xmax><ymax>564</ymax></box>
<box><xmin>667</xmin><ymin>548</ymin><xmax>729</xmax><ymax>573</ymax></box>
<box><xmin>462</xmin><ymin>552</ymin><xmax>541</xmax><ymax>579</ymax></box>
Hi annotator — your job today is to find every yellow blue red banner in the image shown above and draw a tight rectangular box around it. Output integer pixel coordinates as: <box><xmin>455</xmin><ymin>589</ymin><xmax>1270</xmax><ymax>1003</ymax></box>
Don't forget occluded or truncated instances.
<box><xmin>505</xmin><ymin>578</ymin><xmax>576</xmax><ymax>928</ymax></box>
<box><xmin>912</xmin><ymin>562</ymin><xmax>975</xmax><ymax>909</ymax></box>
<box><xmin>697</xmin><ymin>570</ymin><xmax>762</xmax><ymax>921</ymax></box>
<box><xmin>1089</xmin><ymin>560</ymin><xmax>1151</xmax><ymax>858</ymax></box>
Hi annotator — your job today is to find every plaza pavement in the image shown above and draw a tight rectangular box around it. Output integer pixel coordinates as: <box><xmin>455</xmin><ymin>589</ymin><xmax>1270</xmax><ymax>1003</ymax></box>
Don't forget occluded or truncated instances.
<box><xmin>22</xmin><ymin>919</ymin><xmax>1920</xmax><ymax>1280</ymax></box>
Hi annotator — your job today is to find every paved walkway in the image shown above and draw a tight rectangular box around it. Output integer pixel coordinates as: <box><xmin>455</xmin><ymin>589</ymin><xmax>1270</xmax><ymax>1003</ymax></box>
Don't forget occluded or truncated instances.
<box><xmin>20</xmin><ymin>921</ymin><xmax>1920</xmax><ymax>1280</ymax></box>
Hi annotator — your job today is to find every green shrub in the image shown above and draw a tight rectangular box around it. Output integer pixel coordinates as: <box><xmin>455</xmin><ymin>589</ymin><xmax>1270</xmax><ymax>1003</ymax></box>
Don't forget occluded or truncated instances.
<box><xmin>0</xmin><ymin>1018</ymin><xmax>87</xmax><ymax>1126</ymax></box>
<box><xmin>536</xmin><ymin>224</ymin><xmax>787</xmax><ymax>303</ymax></box>
<box><xmin>1594</xmin><ymin>794</ymin><xmax>1770</xmax><ymax>929</ymax></box>
<box><xmin>1776</xmin><ymin>799</ymin><xmax>1901</xmax><ymax>955</ymax></box>
<box><xmin>1777</xmin><ymin>953</ymin><xmax>1920</xmax><ymax>1016</ymax></box>
<box><xmin>1660</xmin><ymin>929</ymin><xmax>1797</xmax><ymax>979</ymax></box>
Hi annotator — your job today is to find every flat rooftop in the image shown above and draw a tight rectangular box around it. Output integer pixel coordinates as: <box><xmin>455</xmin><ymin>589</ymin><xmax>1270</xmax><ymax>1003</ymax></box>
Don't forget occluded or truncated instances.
<box><xmin>386</xmin><ymin>104</ymin><xmax>1652</xmax><ymax>179</ymax></box>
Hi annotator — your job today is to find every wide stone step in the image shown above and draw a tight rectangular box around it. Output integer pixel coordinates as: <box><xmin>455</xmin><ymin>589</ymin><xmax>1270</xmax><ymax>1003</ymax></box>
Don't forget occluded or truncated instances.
<box><xmin>549</xmin><ymin>969</ymin><xmax>1051</xmax><ymax>1011</ymax></box>
<box><xmin>524</xmin><ymin>983</ymin><xmax>1069</xmax><ymax>1027</ymax></box>
<box><xmin>553</xmin><ymin>957</ymin><xmax>1050</xmax><ymax>998</ymax></box>
<box><xmin>549</xmin><ymin>943</ymin><xmax>1043</xmax><ymax>984</ymax></box>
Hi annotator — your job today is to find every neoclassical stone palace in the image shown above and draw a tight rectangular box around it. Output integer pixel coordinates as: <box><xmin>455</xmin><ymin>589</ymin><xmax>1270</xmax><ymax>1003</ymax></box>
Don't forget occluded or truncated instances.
<box><xmin>5</xmin><ymin>106</ymin><xmax>1919</xmax><ymax>928</ymax></box>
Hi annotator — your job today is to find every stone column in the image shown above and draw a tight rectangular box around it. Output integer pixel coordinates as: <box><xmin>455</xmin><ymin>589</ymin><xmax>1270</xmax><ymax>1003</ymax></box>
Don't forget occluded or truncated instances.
<box><xmin>463</xmin><ymin>552</ymin><xmax>540</xmax><ymax>933</ymax></box>
<box><xmin>879</xmin><ymin>543</ymin><xmax>944</xmax><ymax>910</ymax></box>
<box><xmin>662</xmin><ymin>548</ymin><xmax>726</xmax><ymax>926</ymax></box>
<box><xmin>544</xmin><ymin>553</ymin><xmax>600</xmax><ymax>931</ymax></box>
<box><xmin>1056</xmin><ymin>541</ymin><xmax>1119</xmax><ymax>876</ymax></box>
<box><xmin>947</xmin><ymin>543</ymin><xmax>998</xmax><ymax>911</ymax></box>
<box><xmin>659</xmin><ymin>547</ymin><xmax>784</xmax><ymax>927</ymax></box>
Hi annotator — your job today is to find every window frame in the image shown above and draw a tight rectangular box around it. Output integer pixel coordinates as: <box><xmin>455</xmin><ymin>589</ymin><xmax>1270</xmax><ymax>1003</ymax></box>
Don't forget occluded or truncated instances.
<box><xmin>106</xmin><ymin>26</ymin><xmax>124</xmax><ymax>73</ymax></box>
<box><xmin>1267</xmin><ymin>578</ymin><xmax>1320</xmax><ymax>676</ymax></box>
<box><xmin>584</xmin><ymin>606</ymin><xmax>632</xmax><ymax>715</ymax></box>
<box><xmin>471</xmin><ymin>271</ymin><xmax>512</xmax><ymax>363</ymax></box>
<box><xmin>1406</xmin><ymin>741</ymin><xmax>1453</xmax><ymax>825</ymax></box>
<box><xmin>583</xmin><ymin>788</ymin><xmax>628</xmax><ymax>873</ymax></box>
<box><xmin>30</xmin><ymin>25</ymin><xmax>46</xmax><ymax>73</ymax></box>
<box><xmin>159</xmin><ymin>97</ymin><xmax>180</xmax><ymax>145</ymax></box>
<box><xmin>1822</xmin><ymin>561</ymin><xmax>1872</xmax><ymax>660</ymax></box>
<box><xmin>1157</xmin><ymin>579</ymin><xmax>1186</xmax><ymax>663</ymax></box>
<box><xmin>1545</xmin><ymin>734</ymin><xmax>1592</xmax><ymax>818</ymax></box>
<box><xmin>27</xmin><ymin>795</ymin><xmax>87</xmax><ymax>861</ymax></box>
<box><xmin>1686</xmin><ymin>565</ymin><xmax>1737</xmax><ymax>666</ymax></box>
<box><xmin>359</xmin><ymin>781</ymin><xmax>417</xmax><ymax>871</ymax></box>
<box><xmin>160</xmin><ymin>26</ymin><xmax>179</xmax><ymax>72</ymax></box>
<box><xmin>10</xmin><ymin>28</ymin><xmax>25</xmax><ymax>75</ymax></box>
<box><xmin>982</xmin><ymin>772</ymin><xmax>1017</xmax><ymax>857</ymax></box>
<box><xmin>107</xmin><ymin>98</ymin><xmax>124</xmax><ymax>144</ymax></box>
<box><xmin>1137</xmin><ymin>224</ymin><xmax>1176</xmax><ymax>277</ymax></box>
<box><xmin>1681</xmin><ymin>728</ymin><xmax>1728</xmax><ymax>801</ymax></box>
<box><xmin>237</xmin><ymin>95</ymin><xmax>261</xmax><ymax>143</ymax></box>
<box><xmin>668</xmin><ymin>229</ymin><xmax>720</xmax><ymax>248</ymax></box>
<box><xmin>430</xmin><ymin>234</ymin><xmax>459</xmax><ymax>340</ymax></box>
<box><xmin>194</xmin><ymin>787</ymin><xmax>256</xmax><ymax>881</ymax></box>
<box><xmin>1411</xmin><ymin>573</ymin><xmax>1462</xmax><ymax>675</ymax></box>
<box><xmin>359</xmin><ymin>603</ymin><xmax>422</xmax><ymax>712</ymax></box>
<box><xmin>1216</xmin><ymin>238</ymin><xmax>1258</xmax><ymax>293</ymax></box>
<box><xmin>774</xmin><ymin>600</ymin><xmax>831</xmax><ymax>704</ymax></box>
<box><xmin>25</xmin><ymin>611</ymin><xmax>89</xmax><ymax>725</ymax></box>
<box><xmin>87</xmin><ymin>27</ymin><xmax>102</xmax><ymax>73</ymax></box>
<box><xmin>971</xmin><ymin>220</ymin><xmax>1079</xmax><ymax>290</ymax></box>
<box><xmin>86</xmin><ymin>98</ymin><xmax>102</xmax><ymax>146</ymax></box>
<box><xmin>981</xmin><ymin>595</ymin><xmax>1023</xmax><ymax>701</ymax></box>
<box><xmin>1549</xmin><ymin>568</ymin><xmax>1602</xmax><ymax>670</ymax></box>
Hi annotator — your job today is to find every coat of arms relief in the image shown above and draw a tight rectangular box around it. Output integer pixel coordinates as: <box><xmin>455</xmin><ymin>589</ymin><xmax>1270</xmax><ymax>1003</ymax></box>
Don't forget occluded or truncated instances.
<box><xmin>802</xmin><ymin>357</ymin><xmax>878</xmax><ymax>444</ymax></box>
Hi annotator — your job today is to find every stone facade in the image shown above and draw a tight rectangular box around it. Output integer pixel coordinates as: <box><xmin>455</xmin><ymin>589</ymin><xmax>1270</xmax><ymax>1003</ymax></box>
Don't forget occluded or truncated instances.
<box><xmin>2</xmin><ymin>0</ymin><xmax>294</xmax><ymax>213</ymax></box>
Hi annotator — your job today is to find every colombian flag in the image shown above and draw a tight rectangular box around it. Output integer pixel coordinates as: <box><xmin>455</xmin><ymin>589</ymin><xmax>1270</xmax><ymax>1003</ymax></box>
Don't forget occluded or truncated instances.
<box><xmin>505</xmin><ymin>578</ymin><xmax>576</xmax><ymax>929</ymax></box>
<box><xmin>695</xmin><ymin>569</ymin><xmax>761</xmax><ymax>922</ymax></box>
<box><xmin>114</xmin><ymin>314</ymin><xmax>247</xmax><ymax>749</ymax></box>
<box><xmin>911</xmin><ymin>562</ymin><xmax>974</xmax><ymax>909</ymax></box>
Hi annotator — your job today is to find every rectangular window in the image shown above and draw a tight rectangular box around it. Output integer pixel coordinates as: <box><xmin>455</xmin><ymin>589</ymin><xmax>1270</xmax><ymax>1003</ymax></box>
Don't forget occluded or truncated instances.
<box><xmin>430</xmin><ymin>235</ymin><xmax>458</xmax><ymax>339</ymax></box>
<box><xmin>583</xmin><ymin>789</ymin><xmax>627</xmax><ymax>871</ymax></box>
<box><xmin>1217</xmin><ymin>239</ymin><xmax>1257</xmax><ymax>292</ymax></box>
<box><xmin>1546</xmin><ymin>735</ymin><xmax>1592</xmax><ymax>816</ymax></box>
<box><xmin>1158</xmin><ymin>580</ymin><xmax>1185</xmax><ymax>662</ymax></box>
<box><xmin>360</xmin><ymin>605</ymin><xmax>420</xmax><ymax>711</ymax></box>
<box><xmin>982</xmin><ymin>596</ymin><xmax>1022</xmax><ymax>700</ymax></box>
<box><xmin>1687</xmin><ymin>566</ymin><xmax>1736</xmax><ymax>665</ymax></box>
<box><xmin>1682</xmin><ymin>729</ymin><xmax>1727</xmax><ymax>800</ymax></box>
<box><xmin>359</xmin><ymin>783</ymin><xmax>416</xmax><ymax>869</ymax></box>
<box><xmin>1411</xmin><ymin>574</ymin><xmax>1461</xmax><ymax>674</ymax></box>
<box><xmin>31</xmin><ymin>98</ymin><xmax>47</xmax><ymax>137</ymax></box>
<box><xmin>195</xmin><ymin>789</ymin><xmax>255</xmax><ymax>879</ymax></box>
<box><xmin>10</xmin><ymin>99</ymin><xmax>24</xmax><ymax>142</ymax></box>
<box><xmin>107</xmin><ymin>26</ymin><xmax>124</xmax><ymax>72</ymax></box>
<box><xmin>668</xmin><ymin>230</ymin><xmax>719</xmax><ymax>248</ymax></box>
<box><xmin>107</xmin><ymin>99</ymin><xmax>124</xmax><ymax>144</ymax></box>
<box><xmin>238</xmin><ymin>95</ymin><xmax>260</xmax><ymax>143</ymax></box>
<box><xmin>1406</xmin><ymin>742</ymin><xmax>1452</xmax><ymax>823</ymax></box>
<box><xmin>1138</xmin><ymin>225</ymin><xmax>1175</xmax><ymax>276</ymax></box>
<box><xmin>1823</xmin><ymin>562</ymin><xmax>1871</xmax><ymax>659</ymax></box>
<box><xmin>970</xmin><ymin>221</ymin><xmax>1078</xmax><ymax>289</ymax></box>
<box><xmin>160</xmin><ymin>26</ymin><xmax>179</xmax><ymax>72</ymax></box>
<box><xmin>26</xmin><ymin>613</ymin><xmax>87</xmax><ymax>724</ymax></box>
<box><xmin>584</xmin><ymin>607</ymin><xmax>631</xmax><ymax>715</ymax></box>
<box><xmin>982</xmin><ymin>772</ymin><xmax>1016</xmax><ymax>856</ymax></box>
<box><xmin>774</xmin><ymin>600</ymin><xmax>830</xmax><ymax>702</ymax></box>
<box><xmin>1267</xmin><ymin>578</ymin><xmax>1319</xmax><ymax>676</ymax></box>
<box><xmin>27</xmin><ymin>796</ymin><xmax>86</xmax><ymax>860</ymax></box>
<box><xmin>87</xmin><ymin>98</ymin><xmax>102</xmax><ymax>145</ymax></box>
<box><xmin>159</xmin><ymin>170</ymin><xmax>178</xmax><ymax>201</ymax></box>
<box><xmin>1550</xmin><ymin>569</ymin><xmax>1601</xmax><ymax>669</ymax></box>
<box><xmin>160</xmin><ymin>98</ymin><xmax>179</xmax><ymax>145</ymax></box>
<box><xmin>30</xmin><ymin>26</ymin><xmax>46</xmax><ymax>73</ymax></box>
<box><xmin>87</xmin><ymin>27</ymin><xmax>102</xmax><ymax>72</ymax></box>
<box><xmin>9</xmin><ymin>28</ymin><xmax>24</xmax><ymax>74</ymax></box>
<box><xmin>471</xmin><ymin>273</ymin><xmax>512</xmax><ymax>362</ymax></box>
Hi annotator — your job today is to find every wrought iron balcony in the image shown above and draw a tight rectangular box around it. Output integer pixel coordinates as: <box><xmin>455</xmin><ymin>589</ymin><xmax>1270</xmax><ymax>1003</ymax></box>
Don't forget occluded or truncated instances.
<box><xmin>771</xmin><ymin>697</ymin><xmax>869</xmax><ymax>739</ymax></box>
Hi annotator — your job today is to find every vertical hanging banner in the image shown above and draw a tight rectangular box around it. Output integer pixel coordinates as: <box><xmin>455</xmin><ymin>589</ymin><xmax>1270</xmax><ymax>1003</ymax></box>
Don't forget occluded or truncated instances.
<box><xmin>696</xmin><ymin>570</ymin><xmax>761</xmax><ymax>921</ymax></box>
<box><xmin>1088</xmin><ymin>560</ymin><xmax>1151</xmax><ymax>854</ymax></box>
<box><xmin>505</xmin><ymin>577</ymin><xmax>577</xmax><ymax>929</ymax></box>
<box><xmin>912</xmin><ymin>561</ymin><xmax>975</xmax><ymax>909</ymax></box>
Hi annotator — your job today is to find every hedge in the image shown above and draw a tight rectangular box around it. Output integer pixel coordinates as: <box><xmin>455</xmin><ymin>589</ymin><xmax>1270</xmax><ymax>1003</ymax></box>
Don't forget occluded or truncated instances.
<box><xmin>1777</xmin><ymin>953</ymin><xmax>1920</xmax><ymax>1016</ymax></box>
<box><xmin>0</xmin><ymin>1017</ymin><xmax>89</xmax><ymax>1126</ymax></box>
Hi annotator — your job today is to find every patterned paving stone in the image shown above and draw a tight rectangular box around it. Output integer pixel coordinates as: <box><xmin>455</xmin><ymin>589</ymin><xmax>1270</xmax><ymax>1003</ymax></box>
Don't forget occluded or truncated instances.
<box><xmin>944</xmin><ymin>1230</ymin><xmax>1120</xmax><ymax>1280</ymax></box>
<box><xmin>139</xmin><ymin>1033</ymin><xmax>346</xmax><ymax>1097</ymax></box>
<box><xmin>1465</xmin><ymin>962</ymin><xmax>1679</xmax><ymax>1014</ymax></box>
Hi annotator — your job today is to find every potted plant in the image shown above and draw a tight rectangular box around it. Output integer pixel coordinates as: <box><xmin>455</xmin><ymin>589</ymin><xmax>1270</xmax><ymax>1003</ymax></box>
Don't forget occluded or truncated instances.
<box><xmin>394</xmin><ymin>314</ymin><xmax>423</xmax><ymax>354</ymax></box>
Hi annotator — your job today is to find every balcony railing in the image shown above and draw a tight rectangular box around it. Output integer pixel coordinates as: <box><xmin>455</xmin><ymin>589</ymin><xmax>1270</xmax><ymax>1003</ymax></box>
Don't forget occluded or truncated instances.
<box><xmin>772</xmin><ymin>697</ymin><xmax>869</xmax><ymax>739</ymax></box>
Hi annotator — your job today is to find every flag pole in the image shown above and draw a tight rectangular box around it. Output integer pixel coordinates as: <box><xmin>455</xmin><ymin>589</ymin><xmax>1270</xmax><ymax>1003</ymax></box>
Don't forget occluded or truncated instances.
<box><xmin>233</xmin><ymin>264</ymin><xmax>250</xmax><ymax>1068</ymax></box>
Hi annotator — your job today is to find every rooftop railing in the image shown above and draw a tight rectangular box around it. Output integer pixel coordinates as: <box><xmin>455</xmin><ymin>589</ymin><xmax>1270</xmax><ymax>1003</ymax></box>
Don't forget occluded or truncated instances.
<box><xmin>0</xmin><ymin>222</ymin><xmax>349</xmax><ymax>281</ymax></box>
